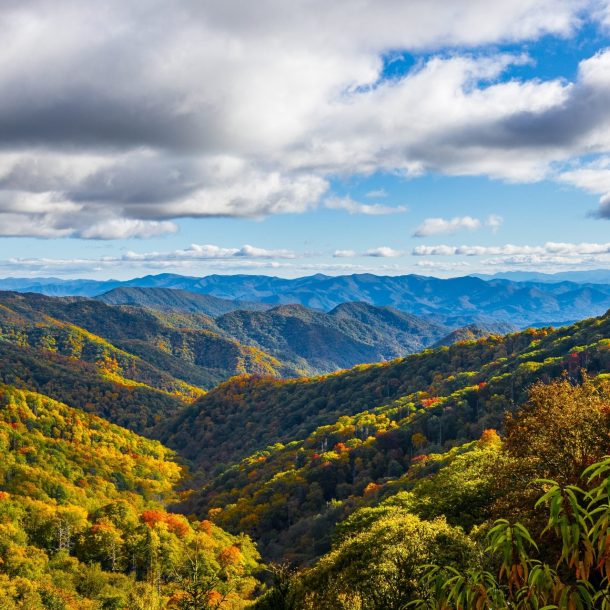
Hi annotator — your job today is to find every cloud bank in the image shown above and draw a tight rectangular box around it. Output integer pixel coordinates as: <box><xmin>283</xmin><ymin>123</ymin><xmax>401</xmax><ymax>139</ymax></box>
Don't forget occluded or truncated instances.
<box><xmin>1</xmin><ymin>0</ymin><xmax>610</xmax><ymax>237</ymax></box>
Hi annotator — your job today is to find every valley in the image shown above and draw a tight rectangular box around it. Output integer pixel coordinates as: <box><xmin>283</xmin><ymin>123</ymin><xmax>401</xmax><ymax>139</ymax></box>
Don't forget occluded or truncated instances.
<box><xmin>2</xmin><ymin>274</ymin><xmax>610</xmax><ymax>607</ymax></box>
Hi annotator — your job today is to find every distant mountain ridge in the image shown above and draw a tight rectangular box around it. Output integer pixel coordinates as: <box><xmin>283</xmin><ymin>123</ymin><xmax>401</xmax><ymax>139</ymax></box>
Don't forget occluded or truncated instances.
<box><xmin>96</xmin><ymin>288</ymin><xmax>517</xmax><ymax>372</ymax></box>
<box><xmin>97</xmin><ymin>286</ymin><xmax>271</xmax><ymax>316</ymax></box>
<box><xmin>4</xmin><ymin>271</ymin><xmax>610</xmax><ymax>327</ymax></box>
<box><xmin>472</xmin><ymin>269</ymin><xmax>610</xmax><ymax>284</ymax></box>
<box><xmin>213</xmin><ymin>301</ymin><xmax>453</xmax><ymax>373</ymax></box>
<box><xmin>0</xmin><ymin>290</ymin><xmax>483</xmax><ymax>385</ymax></box>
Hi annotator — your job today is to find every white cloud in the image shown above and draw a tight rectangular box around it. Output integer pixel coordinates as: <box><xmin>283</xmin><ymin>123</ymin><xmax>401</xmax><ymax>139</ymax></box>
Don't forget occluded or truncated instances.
<box><xmin>324</xmin><ymin>196</ymin><xmax>407</xmax><ymax>215</ymax></box>
<box><xmin>123</xmin><ymin>243</ymin><xmax>296</xmax><ymax>262</ymax></box>
<box><xmin>486</xmin><ymin>214</ymin><xmax>504</xmax><ymax>232</ymax></box>
<box><xmin>559</xmin><ymin>157</ymin><xmax>610</xmax><ymax>218</ymax></box>
<box><xmin>79</xmin><ymin>219</ymin><xmax>178</xmax><ymax>240</ymax></box>
<box><xmin>413</xmin><ymin>215</ymin><xmax>503</xmax><ymax>237</ymax></box>
<box><xmin>415</xmin><ymin>260</ymin><xmax>472</xmax><ymax>270</ymax></box>
<box><xmin>0</xmin><ymin>1</ymin><xmax>610</xmax><ymax>236</ymax></box>
<box><xmin>333</xmin><ymin>249</ymin><xmax>357</xmax><ymax>258</ymax></box>
<box><xmin>365</xmin><ymin>247</ymin><xmax>404</xmax><ymax>257</ymax></box>
<box><xmin>365</xmin><ymin>189</ymin><xmax>388</xmax><ymax>198</ymax></box>
<box><xmin>412</xmin><ymin>242</ymin><xmax>610</xmax><ymax>256</ymax></box>
<box><xmin>413</xmin><ymin>216</ymin><xmax>481</xmax><ymax>237</ymax></box>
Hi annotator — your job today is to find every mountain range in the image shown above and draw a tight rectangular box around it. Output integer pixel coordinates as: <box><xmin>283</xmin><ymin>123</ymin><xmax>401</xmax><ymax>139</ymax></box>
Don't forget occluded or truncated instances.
<box><xmin>0</xmin><ymin>289</ymin><xmax>498</xmax><ymax>392</ymax></box>
<box><xmin>4</xmin><ymin>271</ymin><xmax>610</xmax><ymax>327</ymax></box>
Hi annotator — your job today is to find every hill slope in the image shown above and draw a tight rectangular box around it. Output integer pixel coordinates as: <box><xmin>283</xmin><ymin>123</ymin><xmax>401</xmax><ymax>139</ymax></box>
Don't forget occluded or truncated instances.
<box><xmin>0</xmin><ymin>291</ymin><xmax>291</xmax><ymax>431</ymax></box>
<box><xmin>0</xmin><ymin>383</ymin><xmax>261</xmax><ymax>608</ymax></box>
<box><xmin>215</xmin><ymin>302</ymin><xmax>450</xmax><ymax>374</ymax></box>
<box><xmin>161</xmin><ymin>309</ymin><xmax>610</xmax><ymax>562</ymax></box>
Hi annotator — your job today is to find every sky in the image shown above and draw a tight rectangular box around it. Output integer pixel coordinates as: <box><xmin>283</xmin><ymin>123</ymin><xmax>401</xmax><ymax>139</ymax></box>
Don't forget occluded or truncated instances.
<box><xmin>2</xmin><ymin>1</ymin><xmax>610</xmax><ymax>279</ymax></box>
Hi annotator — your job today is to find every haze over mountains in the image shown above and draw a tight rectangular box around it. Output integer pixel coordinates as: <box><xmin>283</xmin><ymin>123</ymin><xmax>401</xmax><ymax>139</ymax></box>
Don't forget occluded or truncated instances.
<box><xmin>4</xmin><ymin>271</ymin><xmax>610</xmax><ymax>327</ymax></box>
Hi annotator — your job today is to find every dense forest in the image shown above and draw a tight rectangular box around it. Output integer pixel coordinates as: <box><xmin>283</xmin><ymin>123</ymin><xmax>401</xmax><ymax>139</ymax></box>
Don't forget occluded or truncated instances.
<box><xmin>2</xmin><ymin>288</ymin><xmax>610</xmax><ymax>607</ymax></box>
<box><xmin>0</xmin><ymin>384</ymin><xmax>261</xmax><ymax>608</ymax></box>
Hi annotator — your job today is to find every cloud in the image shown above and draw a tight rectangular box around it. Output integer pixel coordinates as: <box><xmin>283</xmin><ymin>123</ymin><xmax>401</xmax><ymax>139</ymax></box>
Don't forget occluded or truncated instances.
<box><xmin>365</xmin><ymin>189</ymin><xmax>388</xmax><ymax>198</ymax></box>
<box><xmin>486</xmin><ymin>214</ymin><xmax>504</xmax><ymax>232</ymax></box>
<box><xmin>79</xmin><ymin>220</ymin><xmax>178</xmax><ymax>240</ymax></box>
<box><xmin>0</xmin><ymin>247</ymin><xmax>410</xmax><ymax>277</ymax></box>
<box><xmin>324</xmin><ymin>196</ymin><xmax>407</xmax><ymax>215</ymax></box>
<box><xmin>365</xmin><ymin>247</ymin><xmax>404</xmax><ymax>257</ymax></box>
<box><xmin>415</xmin><ymin>260</ymin><xmax>472</xmax><ymax>270</ymax></box>
<box><xmin>413</xmin><ymin>216</ymin><xmax>481</xmax><ymax>237</ymax></box>
<box><xmin>559</xmin><ymin>157</ymin><xmax>610</xmax><ymax>218</ymax></box>
<box><xmin>413</xmin><ymin>215</ymin><xmax>503</xmax><ymax>237</ymax></box>
<box><xmin>333</xmin><ymin>249</ymin><xmax>357</xmax><ymax>258</ymax></box>
<box><xmin>1</xmin><ymin>1</ymin><xmax>610</xmax><ymax>237</ymax></box>
<box><xmin>123</xmin><ymin>243</ymin><xmax>296</xmax><ymax>262</ymax></box>
<box><xmin>412</xmin><ymin>242</ymin><xmax>610</xmax><ymax>256</ymax></box>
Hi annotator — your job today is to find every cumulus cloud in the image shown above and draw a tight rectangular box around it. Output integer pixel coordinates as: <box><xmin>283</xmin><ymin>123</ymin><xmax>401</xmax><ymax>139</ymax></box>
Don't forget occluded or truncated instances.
<box><xmin>559</xmin><ymin>157</ymin><xmax>610</xmax><ymax>218</ymax></box>
<box><xmin>325</xmin><ymin>197</ymin><xmax>407</xmax><ymax>215</ymax></box>
<box><xmin>1</xmin><ymin>1</ymin><xmax>610</xmax><ymax>237</ymax></box>
<box><xmin>365</xmin><ymin>247</ymin><xmax>404</xmax><ymax>257</ymax></box>
<box><xmin>413</xmin><ymin>215</ymin><xmax>503</xmax><ymax>237</ymax></box>
<box><xmin>333</xmin><ymin>249</ymin><xmax>357</xmax><ymax>258</ymax></box>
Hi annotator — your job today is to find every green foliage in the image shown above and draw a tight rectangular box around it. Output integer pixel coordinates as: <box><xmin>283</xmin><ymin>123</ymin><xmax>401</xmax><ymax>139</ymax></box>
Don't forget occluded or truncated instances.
<box><xmin>299</xmin><ymin>513</ymin><xmax>475</xmax><ymax>610</ymax></box>
<box><xmin>0</xmin><ymin>384</ymin><xmax>261</xmax><ymax>609</ymax></box>
<box><xmin>412</xmin><ymin>454</ymin><xmax>610</xmax><ymax>609</ymax></box>
<box><xmin>176</xmin><ymin>312</ymin><xmax>610</xmax><ymax>564</ymax></box>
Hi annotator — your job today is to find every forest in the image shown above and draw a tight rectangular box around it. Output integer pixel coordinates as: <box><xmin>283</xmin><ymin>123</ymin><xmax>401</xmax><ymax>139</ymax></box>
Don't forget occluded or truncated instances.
<box><xmin>2</xmin><ymin>290</ymin><xmax>610</xmax><ymax>608</ymax></box>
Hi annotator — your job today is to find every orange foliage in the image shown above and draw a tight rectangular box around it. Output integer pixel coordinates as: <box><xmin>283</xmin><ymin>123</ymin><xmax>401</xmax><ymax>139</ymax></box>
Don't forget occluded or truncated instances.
<box><xmin>165</xmin><ymin>514</ymin><xmax>190</xmax><ymax>538</ymax></box>
<box><xmin>479</xmin><ymin>428</ymin><xmax>501</xmax><ymax>446</ymax></box>
<box><xmin>363</xmin><ymin>482</ymin><xmax>381</xmax><ymax>496</ymax></box>
<box><xmin>421</xmin><ymin>397</ymin><xmax>441</xmax><ymax>407</ymax></box>
<box><xmin>199</xmin><ymin>519</ymin><xmax>213</xmax><ymax>535</ymax></box>
<box><xmin>140</xmin><ymin>510</ymin><xmax>189</xmax><ymax>537</ymax></box>
<box><xmin>219</xmin><ymin>545</ymin><xmax>242</xmax><ymax>567</ymax></box>
<box><xmin>207</xmin><ymin>590</ymin><xmax>224</xmax><ymax>605</ymax></box>
<box><xmin>140</xmin><ymin>509</ymin><xmax>166</xmax><ymax>527</ymax></box>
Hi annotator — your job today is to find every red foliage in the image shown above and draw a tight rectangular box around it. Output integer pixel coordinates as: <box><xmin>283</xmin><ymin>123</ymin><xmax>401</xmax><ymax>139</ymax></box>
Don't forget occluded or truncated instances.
<box><xmin>140</xmin><ymin>509</ymin><xmax>166</xmax><ymax>528</ymax></box>
<box><xmin>410</xmin><ymin>454</ymin><xmax>428</xmax><ymax>464</ymax></box>
<box><xmin>421</xmin><ymin>397</ymin><xmax>441</xmax><ymax>408</ymax></box>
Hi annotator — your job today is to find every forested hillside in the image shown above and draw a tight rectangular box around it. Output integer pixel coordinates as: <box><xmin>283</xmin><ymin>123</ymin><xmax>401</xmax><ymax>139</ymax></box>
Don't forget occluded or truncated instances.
<box><xmin>0</xmin><ymin>384</ymin><xmax>261</xmax><ymax>609</ymax></box>
<box><xmin>1</xmin><ymin>290</ymin><xmax>500</xmax><ymax>381</ymax></box>
<box><xmin>3</xmin><ymin>287</ymin><xmax>610</xmax><ymax>607</ymax></box>
<box><xmin>253</xmin><ymin>379</ymin><xmax>610</xmax><ymax>609</ymax></box>
<box><xmin>0</xmin><ymin>292</ymin><xmax>292</xmax><ymax>426</ymax></box>
<box><xmin>163</xmin><ymin>309</ymin><xmax>610</xmax><ymax>565</ymax></box>
<box><xmin>97</xmin><ymin>287</ymin><xmax>270</xmax><ymax>317</ymax></box>
<box><xmin>214</xmin><ymin>302</ymin><xmax>452</xmax><ymax>373</ymax></box>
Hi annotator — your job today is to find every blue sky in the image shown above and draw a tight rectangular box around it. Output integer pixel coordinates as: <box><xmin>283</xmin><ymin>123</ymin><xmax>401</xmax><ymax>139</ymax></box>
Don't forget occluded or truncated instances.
<box><xmin>2</xmin><ymin>1</ymin><xmax>610</xmax><ymax>279</ymax></box>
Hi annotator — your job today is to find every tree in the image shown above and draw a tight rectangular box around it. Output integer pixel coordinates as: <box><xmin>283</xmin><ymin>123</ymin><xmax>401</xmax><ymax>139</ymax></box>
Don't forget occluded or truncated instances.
<box><xmin>412</xmin><ymin>455</ymin><xmax>610</xmax><ymax>609</ymax></box>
